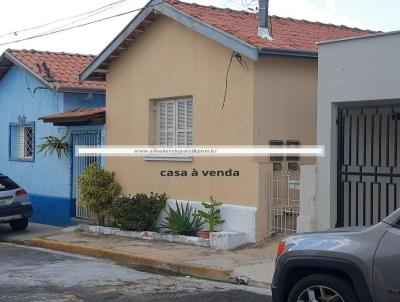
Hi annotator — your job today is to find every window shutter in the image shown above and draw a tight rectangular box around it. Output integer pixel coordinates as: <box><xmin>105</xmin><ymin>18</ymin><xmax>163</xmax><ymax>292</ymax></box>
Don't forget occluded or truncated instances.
<box><xmin>176</xmin><ymin>100</ymin><xmax>187</xmax><ymax>145</ymax></box>
<box><xmin>176</xmin><ymin>99</ymin><xmax>193</xmax><ymax>146</ymax></box>
<box><xmin>159</xmin><ymin>102</ymin><xmax>167</xmax><ymax>145</ymax></box>
<box><xmin>187</xmin><ymin>100</ymin><xmax>193</xmax><ymax>145</ymax></box>
<box><xmin>17</xmin><ymin>126</ymin><xmax>24</xmax><ymax>158</ymax></box>
<box><xmin>157</xmin><ymin>98</ymin><xmax>192</xmax><ymax>146</ymax></box>
<box><xmin>158</xmin><ymin>101</ymin><xmax>175</xmax><ymax>145</ymax></box>
<box><xmin>166</xmin><ymin>102</ymin><xmax>175</xmax><ymax>145</ymax></box>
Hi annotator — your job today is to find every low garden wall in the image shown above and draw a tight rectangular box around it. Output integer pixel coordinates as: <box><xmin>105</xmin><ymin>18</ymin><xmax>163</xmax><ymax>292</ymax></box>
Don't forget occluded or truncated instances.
<box><xmin>156</xmin><ymin>199</ymin><xmax>257</xmax><ymax>243</ymax></box>
<box><xmin>78</xmin><ymin>225</ymin><xmax>248</xmax><ymax>250</ymax></box>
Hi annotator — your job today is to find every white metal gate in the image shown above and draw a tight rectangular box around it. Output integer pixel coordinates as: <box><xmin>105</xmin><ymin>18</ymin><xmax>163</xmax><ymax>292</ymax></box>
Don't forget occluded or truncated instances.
<box><xmin>71</xmin><ymin>130</ymin><xmax>100</xmax><ymax>220</ymax></box>
<box><xmin>268</xmin><ymin>169</ymin><xmax>300</xmax><ymax>235</ymax></box>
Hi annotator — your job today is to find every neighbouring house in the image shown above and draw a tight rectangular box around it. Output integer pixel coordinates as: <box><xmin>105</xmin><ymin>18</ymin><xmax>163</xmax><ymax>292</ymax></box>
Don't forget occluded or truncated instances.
<box><xmin>80</xmin><ymin>0</ymin><xmax>374</xmax><ymax>242</ymax></box>
<box><xmin>316</xmin><ymin>31</ymin><xmax>400</xmax><ymax>231</ymax></box>
<box><xmin>0</xmin><ymin>49</ymin><xmax>106</xmax><ymax>226</ymax></box>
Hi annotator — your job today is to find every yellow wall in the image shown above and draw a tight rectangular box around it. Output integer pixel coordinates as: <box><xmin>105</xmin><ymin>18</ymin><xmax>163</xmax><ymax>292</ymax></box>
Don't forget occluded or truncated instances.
<box><xmin>252</xmin><ymin>56</ymin><xmax>318</xmax><ymax>238</ymax></box>
<box><xmin>106</xmin><ymin>16</ymin><xmax>260</xmax><ymax>207</ymax></box>
<box><xmin>253</xmin><ymin>56</ymin><xmax>318</xmax><ymax>166</ymax></box>
<box><xmin>105</xmin><ymin>16</ymin><xmax>318</xmax><ymax>240</ymax></box>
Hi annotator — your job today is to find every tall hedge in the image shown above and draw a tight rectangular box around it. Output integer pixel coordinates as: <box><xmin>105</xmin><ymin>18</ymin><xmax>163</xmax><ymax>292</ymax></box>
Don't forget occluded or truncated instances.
<box><xmin>77</xmin><ymin>163</ymin><xmax>121</xmax><ymax>226</ymax></box>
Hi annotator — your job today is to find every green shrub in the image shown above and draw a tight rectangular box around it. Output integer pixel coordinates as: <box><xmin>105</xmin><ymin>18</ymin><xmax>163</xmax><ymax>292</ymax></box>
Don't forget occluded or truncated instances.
<box><xmin>194</xmin><ymin>196</ymin><xmax>225</xmax><ymax>232</ymax></box>
<box><xmin>160</xmin><ymin>201</ymin><xmax>204</xmax><ymax>236</ymax></box>
<box><xmin>109</xmin><ymin>193</ymin><xmax>167</xmax><ymax>231</ymax></box>
<box><xmin>77</xmin><ymin>163</ymin><xmax>121</xmax><ymax>226</ymax></box>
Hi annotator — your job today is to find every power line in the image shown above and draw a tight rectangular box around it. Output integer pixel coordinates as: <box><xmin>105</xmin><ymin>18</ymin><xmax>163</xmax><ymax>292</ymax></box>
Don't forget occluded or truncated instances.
<box><xmin>0</xmin><ymin>1</ymin><xmax>169</xmax><ymax>47</ymax></box>
<box><xmin>0</xmin><ymin>0</ymin><xmax>129</xmax><ymax>39</ymax></box>
<box><xmin>241</xmin><ymin>0</ymin><xmax>257</xmax><ymax>7</ymax></box>
<box><xmin>40</xmin><ymin>1</ymin><xmax>128</xmax><ymax>35</ymax></box>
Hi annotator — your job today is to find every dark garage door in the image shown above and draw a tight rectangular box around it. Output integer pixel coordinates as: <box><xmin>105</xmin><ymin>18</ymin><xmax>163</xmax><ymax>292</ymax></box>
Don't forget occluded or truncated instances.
<box><xmin>337</xmin><ymin>104</ymin><xmax>400</xmax><ymax>227</ymax></box>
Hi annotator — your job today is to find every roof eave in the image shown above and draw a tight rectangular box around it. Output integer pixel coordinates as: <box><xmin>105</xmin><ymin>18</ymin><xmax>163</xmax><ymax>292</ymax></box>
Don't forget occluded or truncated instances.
<box><xmin>0</xmin><ymin>52</ymin><xmax>13</xmax><ymax>80</ymax></box>
<box><xmin>80</xmin><ymin>0</ymin><xmax>259</xmax><ymax>82</ymax></box>
<box><xmin>318</xmin><ymin>30</ymin><xmax>396</xmax><ymax>45</ymax></box>
<box><xmin>79</xmin><ymin>0</ymin><xmax>158</xmax><ymax>82</ymax></box>
<box><xmin>3</xmin><ymin>51</ymin><xmax>54</xmax><ymax>90</ymax></box>
<box><xmin>57</xmin><ymin>87</ymin><xmax>106</xmax><ymax>94</ymax></box>
<box><xmin>258</xmin><ymin>47</ymin><xmax>318</xmax><ymax>58</ymax></box>
<box><xmin>40</xmin><ymin>113</ymin><xmax>106</xmax><ymax>125</ymax></box>
<box><xmin>156</xmin><ymin>2</ymin><xmax>258</xmax><ymax>61</ymax></box>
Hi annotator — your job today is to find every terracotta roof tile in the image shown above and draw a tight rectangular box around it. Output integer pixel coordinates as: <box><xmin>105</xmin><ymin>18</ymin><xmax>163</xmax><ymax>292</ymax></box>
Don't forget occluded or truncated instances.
<box><xmin>169</xmin><ymin>1</ymin><xmax>377</xmax><ymax>52</ymax></box>
<box><xmin>39</xmin><ymin>107</ymin><xmax>106</xmax><ymax>121</ymax></box>
<box><xmin>9</xmin><ymin>49</ymin><xmax>105</xmax><ymax>91</ymax></box>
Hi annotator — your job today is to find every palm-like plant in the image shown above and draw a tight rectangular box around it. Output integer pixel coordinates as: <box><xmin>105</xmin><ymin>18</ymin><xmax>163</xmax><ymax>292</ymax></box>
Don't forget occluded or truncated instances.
<box><xmin>38</xmin><ymin>135</ymin><xmax>70</xmax><ymax>159</ymax></box>
<box><xmin>160</xmin><ymin>201</ymin><xmax>204</xmax><ymax>236</ymax></box>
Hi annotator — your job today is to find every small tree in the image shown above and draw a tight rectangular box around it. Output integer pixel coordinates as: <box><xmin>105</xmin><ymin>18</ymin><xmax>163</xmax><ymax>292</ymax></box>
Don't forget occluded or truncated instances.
<box><xmin>195</xmin><ymin>196</ymin><xmax>225</xmax><ymax>232</ymax></box>
<box><xmin>77</xmin><ymin>163</ymin><xmax>121</xmax><ymax>226</ymax></box>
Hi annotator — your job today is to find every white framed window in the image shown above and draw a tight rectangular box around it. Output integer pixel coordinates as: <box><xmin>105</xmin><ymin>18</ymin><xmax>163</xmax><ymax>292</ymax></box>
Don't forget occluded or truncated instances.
<box><xmin>9</xmin><ymin>122</ymin><xmax>35</xmax><ymax>161</ymax></box>
<box><xmin>156</xmin><ymin>98</ymin><xmax>193</xmax><ymax>146</ymax></box>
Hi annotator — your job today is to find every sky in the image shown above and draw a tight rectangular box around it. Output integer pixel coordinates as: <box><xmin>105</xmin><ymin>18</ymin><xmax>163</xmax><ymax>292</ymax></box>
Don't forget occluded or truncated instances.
<box><xmin>0</xmin><ymin>0</ymin><xmax>399</xmax><ymax>56</ymax></box>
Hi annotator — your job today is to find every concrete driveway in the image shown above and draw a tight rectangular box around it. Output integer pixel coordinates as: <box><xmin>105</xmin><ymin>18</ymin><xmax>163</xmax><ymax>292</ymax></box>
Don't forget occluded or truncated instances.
<box><xmin>0</xmin><ymin>243</ymin><xmax>271</xmax><ymax>302</ymax></box>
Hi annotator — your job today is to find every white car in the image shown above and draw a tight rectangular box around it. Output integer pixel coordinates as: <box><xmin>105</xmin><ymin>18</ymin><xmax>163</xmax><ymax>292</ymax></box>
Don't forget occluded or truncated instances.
<box><xmin>0</xmin><ymin>173</ymin><xmax>32</xmax><ymax>231</ymax></box>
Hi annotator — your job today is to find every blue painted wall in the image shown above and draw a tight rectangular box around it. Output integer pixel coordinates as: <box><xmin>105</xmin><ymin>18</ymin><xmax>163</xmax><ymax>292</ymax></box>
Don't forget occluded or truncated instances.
<box><xmin>63</xmin><ymin>92</ymin><xmax>105</xmax><ymax>112</ymax></box>
<box><xmin>0</xmin><ymin>67</ymin><xmax>105</xmax><ymax>226</ymax></box>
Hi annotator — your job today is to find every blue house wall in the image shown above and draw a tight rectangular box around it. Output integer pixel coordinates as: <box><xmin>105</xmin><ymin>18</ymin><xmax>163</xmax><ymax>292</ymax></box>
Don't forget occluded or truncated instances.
<box><xmin>63</xmin><ymin>93</ymin><xmax>105</xmax><ymax>111</ymax></box>
<box><xmin>0</xmin><ymin>67</ymin><xmax>105</xmax><ymax>226</ymax></box>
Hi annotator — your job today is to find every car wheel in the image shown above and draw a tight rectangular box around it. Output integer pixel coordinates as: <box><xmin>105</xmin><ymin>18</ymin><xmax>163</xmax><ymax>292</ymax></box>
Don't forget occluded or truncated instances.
<box><xmin>9</xmin><ymin>218</ymin><xmax>29</xmax><ymax>231</ymax></box>
<box><xmin>287</xmin><ymin>273</ymin><xmax>359</xmax><ymax>302</ymax></box>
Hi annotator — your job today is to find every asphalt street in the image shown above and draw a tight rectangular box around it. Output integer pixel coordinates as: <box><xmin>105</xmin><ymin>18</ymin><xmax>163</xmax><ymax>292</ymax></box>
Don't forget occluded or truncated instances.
<box><xmin>0</xmin><ymin>242</ymin><xmax>272</xmax><ymax>301</ymax></box>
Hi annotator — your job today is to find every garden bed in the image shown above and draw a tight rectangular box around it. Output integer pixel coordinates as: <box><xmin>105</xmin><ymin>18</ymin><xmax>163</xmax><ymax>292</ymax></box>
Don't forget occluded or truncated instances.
<box><xmin>76</xmin><ymin>225</ymin><xmax>247</xmax><ymax>250</ymax></box>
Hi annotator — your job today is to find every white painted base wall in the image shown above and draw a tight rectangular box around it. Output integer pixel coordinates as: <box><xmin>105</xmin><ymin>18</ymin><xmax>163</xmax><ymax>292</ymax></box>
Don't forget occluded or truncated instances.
<box><xmin>156</xmin><ymin>199</ymin><xmax>257</xmax><ymax>243</ymax></box>
<box><xmin>72</xmin><ymin>225</ymin><xmax>248</xmax><ymax>250</ymax></box>
<box><xmin>297</xmin><ymin>165</ymin><xmax>317</xmax><ymax>233</ymax></box>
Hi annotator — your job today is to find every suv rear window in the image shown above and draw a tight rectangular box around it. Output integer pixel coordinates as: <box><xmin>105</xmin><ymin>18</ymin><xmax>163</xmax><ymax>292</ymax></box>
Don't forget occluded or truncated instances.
<box><xmin>0</xmin><ymin>176</ymin><xmax>19</xmax><ymax>191</ymax></box>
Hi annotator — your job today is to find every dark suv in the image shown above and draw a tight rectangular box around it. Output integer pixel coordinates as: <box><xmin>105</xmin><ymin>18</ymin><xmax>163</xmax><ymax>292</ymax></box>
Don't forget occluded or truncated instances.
<box><xmin>0</xmin><ymin>173</ymin><xmax>32</xmax><ymax>231</ymax></box>
<box><xmin>272</xmin><ymin>208</ymin><xmax>400</xmax><ymax>302</ymax></box>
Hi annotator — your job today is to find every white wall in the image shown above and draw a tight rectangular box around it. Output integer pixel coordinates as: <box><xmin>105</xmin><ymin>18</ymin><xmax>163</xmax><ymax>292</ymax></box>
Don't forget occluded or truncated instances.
<box><xmin>297</xmin><ymin>165</ymin><xmax>317</xmax><ymax>233</ymax></box>
<box><xmin>316</xmin><ymin>32</ymin><xmax>400</xmax><ymax>230</ymax></box>
<box><xmin>156</xmin><ymin>199</ymin><xmax>257</xmax><ymax>243</ymax></box>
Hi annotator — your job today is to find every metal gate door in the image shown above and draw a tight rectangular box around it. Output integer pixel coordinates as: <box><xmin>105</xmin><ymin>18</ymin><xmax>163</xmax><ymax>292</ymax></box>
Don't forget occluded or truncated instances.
<box><xmin>337</xmin><ymin>105</ymin><xmax>400</xmax><ymax>227</ymax></box>
<box><xmin>268</xmin><ymin>169</ymin><xmax>300</xmax><ymax>235</ymax></box>
<box><xmin>71</xmin><ymin>130</ymin><xmax>100</xmax><ymax>220</ymax></box>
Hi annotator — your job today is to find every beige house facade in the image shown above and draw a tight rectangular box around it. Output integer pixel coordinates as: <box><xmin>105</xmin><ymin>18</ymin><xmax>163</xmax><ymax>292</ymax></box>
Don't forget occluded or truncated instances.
<box><xmin>81</xmin><ymin>0</ymin><xmax>374</xmax><ymax>242</ymax></box>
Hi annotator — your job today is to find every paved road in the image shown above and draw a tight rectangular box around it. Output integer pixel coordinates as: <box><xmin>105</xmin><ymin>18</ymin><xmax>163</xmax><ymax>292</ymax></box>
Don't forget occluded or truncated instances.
<box><xmin>0</xmin><ymin>243</ymin><xmax>272</xmax><ymax>301</ymax></box>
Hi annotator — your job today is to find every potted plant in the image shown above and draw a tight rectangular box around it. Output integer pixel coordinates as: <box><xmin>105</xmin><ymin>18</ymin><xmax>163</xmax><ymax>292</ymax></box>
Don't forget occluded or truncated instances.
<box><xmin>195</xmin><ymin>196</ymin><xmax>225</xmax><ymax>239</ymax></box>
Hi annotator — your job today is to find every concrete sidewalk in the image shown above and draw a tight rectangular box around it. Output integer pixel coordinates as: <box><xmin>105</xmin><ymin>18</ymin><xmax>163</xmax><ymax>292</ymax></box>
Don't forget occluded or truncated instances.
<box><xmin>26</xmin><ymin>229</ymin><xmax>280</xmax><ymax>288</ymax></box>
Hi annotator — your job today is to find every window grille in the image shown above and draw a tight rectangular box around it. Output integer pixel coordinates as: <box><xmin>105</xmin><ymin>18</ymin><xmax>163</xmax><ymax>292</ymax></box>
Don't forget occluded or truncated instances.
<box><xmin>9</xmin><ymin>122</ymin><xmax>35</xmax><ymax>161</ymax></box>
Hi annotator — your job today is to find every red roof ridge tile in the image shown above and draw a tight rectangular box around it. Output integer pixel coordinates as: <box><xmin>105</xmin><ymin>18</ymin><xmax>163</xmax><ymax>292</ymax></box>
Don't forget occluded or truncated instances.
<box><xmin>68</xmin><ymin>107</ymin><xmax>106</xmax><ymax>112</ymax></box>
<box><xmin>170</xmin><ymin>0</ymin><xmax>255</xmax><ymax>15</ymax></box>
<box><xmin>8</xmin><ymin>48</ymin><xmax>97</xmax><ymax>58</ymax></box>
<box><xmin>171</xmin><ymin>0</ymin><xmax>378</xmax><ymax>33</ymax></box>
<box><xmin>270</xmin><ymin>15</ymin><xmax>377</xmax><ymax>33</ymax></box>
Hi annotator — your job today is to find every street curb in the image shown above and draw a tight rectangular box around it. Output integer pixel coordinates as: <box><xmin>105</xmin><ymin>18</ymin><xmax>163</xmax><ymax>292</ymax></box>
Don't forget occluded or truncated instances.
<box><xmin>26</xmin><ymin>237</ymin><xmax>233</xmax><ymax>283</ymax></box>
